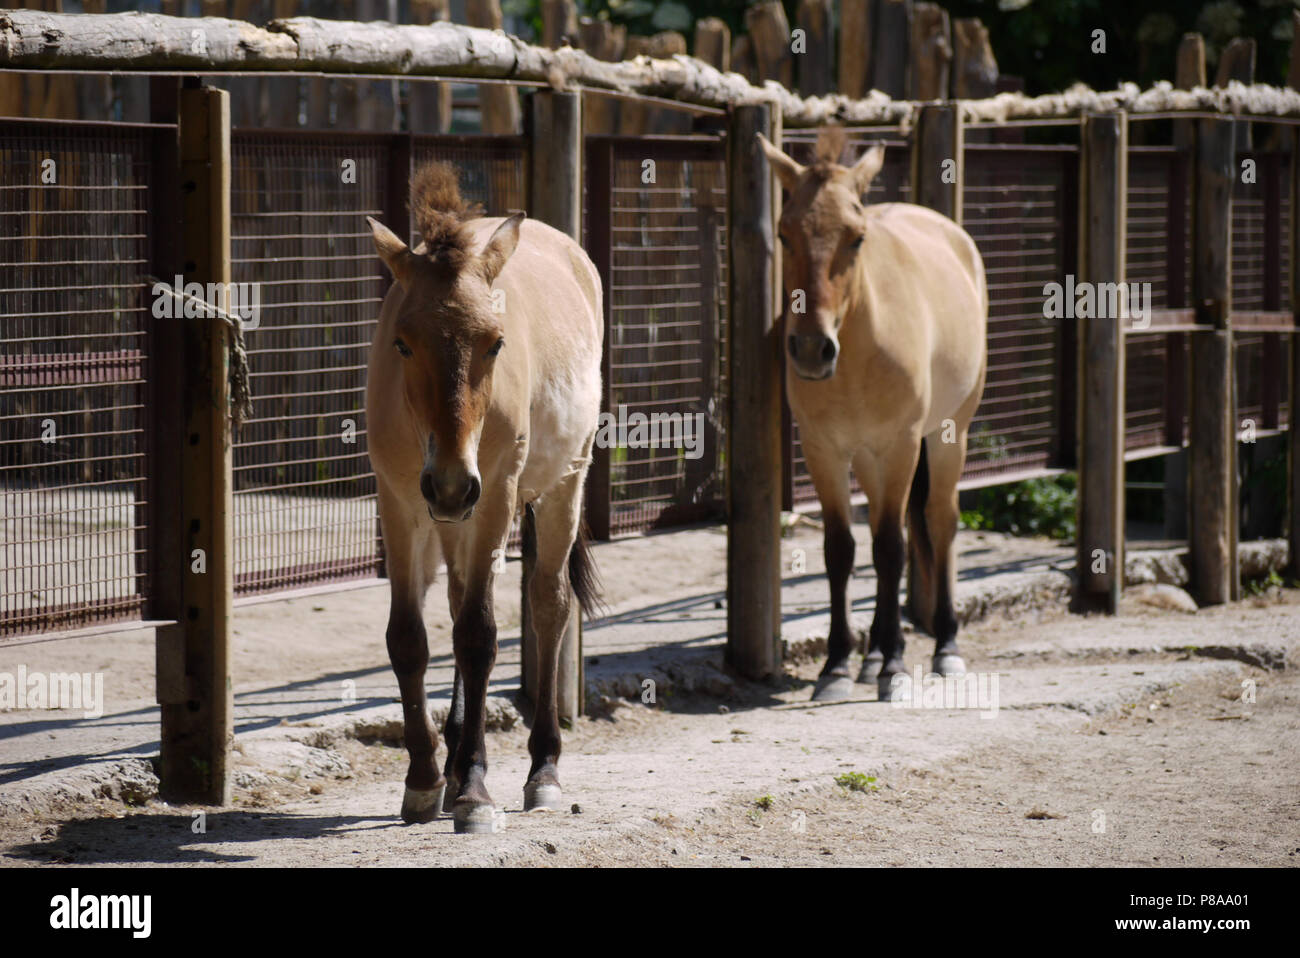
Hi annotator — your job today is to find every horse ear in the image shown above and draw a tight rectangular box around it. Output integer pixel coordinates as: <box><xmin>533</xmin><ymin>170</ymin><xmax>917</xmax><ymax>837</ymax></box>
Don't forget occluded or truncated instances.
<box><xmin>480</xmin><ymin>211</ymin><xmax>524</xmax><ymax>284</ymax></box>
<box><xmin>368</xmin><ymin>216</ymin><xmax>413</xmax><ymax>286</ymax></box>
<box><xmin>756</xmin><ymin>133</ymin><xmax>805</xmax><ymax>192</ymax></box>
<box><xmin>849</xmin><ymin>144</ymin><xmax>886</xmax><ymax>198</ymax></box>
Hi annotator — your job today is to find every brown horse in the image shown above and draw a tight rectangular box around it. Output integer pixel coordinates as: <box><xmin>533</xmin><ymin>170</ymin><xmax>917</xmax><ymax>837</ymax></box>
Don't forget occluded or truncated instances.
<box><xmin>366</xmin><ymin>163</ymin><xmax>602</xmax><ymax>833</ymax></box>
<box><xmin>758</xmin><ymin>129</ymin><xmax>988</xmax><ymax>702</ymax></box>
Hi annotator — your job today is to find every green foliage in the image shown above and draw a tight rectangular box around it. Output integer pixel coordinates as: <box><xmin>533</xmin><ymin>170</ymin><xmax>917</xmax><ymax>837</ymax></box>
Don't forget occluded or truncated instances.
<box><xmin>960</xmin><ymin>474</ymin><xmax>1077</xmax><ymax>541</ymax></box>
<box><xmin>754</xmin><ymin>793</ymin><xmax>774</xmax><ymax>809</ymax></box>
<box><xmin>835</xmin><ymin>771</ymin><xmax>879</xmax><ymax>793</ymax></box>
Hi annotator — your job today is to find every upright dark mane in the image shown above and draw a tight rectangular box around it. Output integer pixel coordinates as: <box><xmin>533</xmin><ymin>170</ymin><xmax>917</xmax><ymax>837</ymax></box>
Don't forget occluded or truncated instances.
<box><xmin>409</xmin><ymin>162</ymin><xmax>483</xmax><ymax>264</ymax></box>
<box><xmin>812</xmin><ymin>125</ymin><xmax>849</xmax><ymax>173</ymax></box>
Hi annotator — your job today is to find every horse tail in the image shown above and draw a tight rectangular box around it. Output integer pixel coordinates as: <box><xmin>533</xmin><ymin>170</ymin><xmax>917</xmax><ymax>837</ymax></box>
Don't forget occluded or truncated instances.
<box><xmin>908</xmin><ymin>438</ymin><xmax>934</xmax><ymax>567</ymax></box>
<box><xmin>568</xmin><ymin>517</ymin><xmax>604</xmax><ymax>619</ymax></box>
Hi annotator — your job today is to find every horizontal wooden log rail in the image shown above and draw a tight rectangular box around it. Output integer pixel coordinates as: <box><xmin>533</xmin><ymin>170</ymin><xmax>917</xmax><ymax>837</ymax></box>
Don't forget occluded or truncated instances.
<box><xmin>7</xmin><ymin>10</ymin><xmax>1300</xmax><ymax>127</ymax></box>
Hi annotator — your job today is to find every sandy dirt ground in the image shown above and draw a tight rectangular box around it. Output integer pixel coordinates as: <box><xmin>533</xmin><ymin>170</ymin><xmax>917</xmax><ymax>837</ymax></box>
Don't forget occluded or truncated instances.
<box><xmin>1</xmin><ymin>581</ymin><xmax>1297</xmax><ymax>867</ymax></box>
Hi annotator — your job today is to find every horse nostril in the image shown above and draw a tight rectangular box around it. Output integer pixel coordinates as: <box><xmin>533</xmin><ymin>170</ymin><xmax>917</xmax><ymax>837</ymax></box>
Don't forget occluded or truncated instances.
<box><xmin>419</xmin><ymin>471</ymin><xmax>437</xmax><ymax>504</ymax></box>
<box><xmin>462</xmin><ymin>475</ymin><xmax>481</xmax><ymax>509</ymax></box>
<box><xmin>821</xmin><ymin>338</ymin><xmax>837</xmax><ymax>363</ymax></box>
<box><xmin>787</xmin><ymin>334</ymin><xmax>799</xmax><ymax>359</ymax></box>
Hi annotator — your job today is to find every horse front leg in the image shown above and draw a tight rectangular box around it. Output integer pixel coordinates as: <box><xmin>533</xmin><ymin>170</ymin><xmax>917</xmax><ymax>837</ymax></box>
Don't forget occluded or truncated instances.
<box><xmin>802</xmin><ymin>440</ymin><xmax>857</xmax><ymax>702</ymax></box>
<box><xmin>855</xmin><ymin>441</ymin><xmax>921</xmax><ymax>700</ymax></box>
<box><xmin>378</xmin><ymin>486</ymin><xmax>444</xmax><ymax>824</ymax></box>
<box><xmin>445</xmin><ymin>490</ymin><xmax>515</xmax><ymax>835</ymax></box>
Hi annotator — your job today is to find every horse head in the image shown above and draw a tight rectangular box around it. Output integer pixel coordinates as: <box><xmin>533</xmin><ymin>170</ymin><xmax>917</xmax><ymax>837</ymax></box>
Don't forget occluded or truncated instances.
<box><xmin>757</xmin><ymin>127</ymin><xmax>885</xmax><ymax>381</ymax></box>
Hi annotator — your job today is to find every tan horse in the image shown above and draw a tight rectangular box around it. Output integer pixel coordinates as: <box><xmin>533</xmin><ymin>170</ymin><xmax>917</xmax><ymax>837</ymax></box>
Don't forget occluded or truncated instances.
<box><xmin>758</xmin><ymin>128</ymin><xmax>987</xmax><ymax>701</ymax></box>
<box><xmin>366</xmin><ymin>163</ymin><xmax>602</xmax><ymax>832</ymax></box>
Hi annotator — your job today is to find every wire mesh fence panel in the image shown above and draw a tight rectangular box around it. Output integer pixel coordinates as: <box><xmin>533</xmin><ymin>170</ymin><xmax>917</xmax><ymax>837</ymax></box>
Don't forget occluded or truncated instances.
<box><xmin>0</xmin><ymin>122</ymin><xmax>153</xmax><ymax>637</ymax></box>
<box><xmin>596</xmin><ymin>138</ymin><xmax>727</xmax><ymax>536</ymax></box>
<box><xmin>1124</xmin><ymin>148</ymin><xmax>1184</xmax><ymax>453</ymax></box>
<box><xmin>961</xmin><ymin>145</ymin><xmax>1073</xmax><ymax>483</ymax></box>
<box><xmin>412</xmin><ymin>136</ymin><xmax>528</xmax><ymax>220</ymax></box>
<box><xmin>230</xmin><ymin>132</ymin><xmax>390</xmax><ymax>594</ymax></box>
<box><xmin>780</xmin><ymin>130</ymin><xmax>912</xmax><ymax>507</ymax></box>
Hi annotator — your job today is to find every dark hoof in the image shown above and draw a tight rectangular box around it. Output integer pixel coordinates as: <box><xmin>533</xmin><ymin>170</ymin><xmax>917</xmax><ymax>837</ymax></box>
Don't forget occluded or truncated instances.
<box><xmin>452</xmin><ymin>801</ymin><xmax>498</xmax><ymax>835</ymax></box>
<box><xmin>811</xmin><ymin>673</ymin><xmax>854</xmax><ymax>702</ymax></box>
<box><xmin>877</xmin><ymin>670</ymin><xmax>912</xmax><ymax>703</ymax></box>
<box><xmin>932</xmin><ymin>653</ymin><xmax>966</xmax><ymax>676</ymax></box>
<box><xmin>400</xmin><ymin>783</ymin><xmax>445</xmax><ymax>824</ymax></box>
<box><xmin>442</xmin><ymin>775</ymin><xmax>460</xmax><ymax>813</ymax></box>
<box><xmin>523</xmin><ymin>781</ymin><xmax>564</xmax><ymax>812</ymax></box>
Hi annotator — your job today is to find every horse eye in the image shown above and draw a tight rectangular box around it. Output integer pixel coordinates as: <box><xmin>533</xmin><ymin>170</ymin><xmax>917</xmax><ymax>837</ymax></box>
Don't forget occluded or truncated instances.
<box><xmin>488</xmin><ymin>338</ymin><xmax>505</xmax><ymax>357</ymax></box>
<box><xmin>394</xmin><ymin>339</ymin><xmax>412</xmax><ymax>358</ymax></box>
<box><xmin>849</xmin><ymin>235</ymin><xmax>864</xmax><ymax>250</ymax></box>
<box><xmin>778</xmin><ymin>233</ymin><xmax>790</xmax><ymax>248</ymax></box>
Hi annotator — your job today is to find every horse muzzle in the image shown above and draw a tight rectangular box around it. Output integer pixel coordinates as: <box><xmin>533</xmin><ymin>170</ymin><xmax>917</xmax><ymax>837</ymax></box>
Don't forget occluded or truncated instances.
<box><xmin>787</xmin><ymin>332</ymin><xmax>839</xmax><ymax>381</ymax></box>
<box><xmin>420</xmin><ymin>467</ymin><xmax>481</xmax><ymax>523</ymax></box>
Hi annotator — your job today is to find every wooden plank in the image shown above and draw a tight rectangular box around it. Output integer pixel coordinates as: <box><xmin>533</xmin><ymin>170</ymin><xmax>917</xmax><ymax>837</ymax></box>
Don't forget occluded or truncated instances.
<box><xmin>579</xmin><ymin>16</ymin><xmax>623</xmax><ymax>135</ymax></box>
<box><xmin>526</xmin><ymin>89</ymin><xmax>583</xmax><ymax>718</ymax></box>
<box><xmin>952</xmin><ymin>18</ymin><xmax>996</xmax><ymax>99</ymax></box>
<box><xmin>694</xmin><ymin>17</ymin><xmax>729</xmax><ymax>73</ymax></box>
<box><xmin>838</xmin><ymin>0</ymin><xmax>874</xmax><ymax>100</ymax></box>
<box><xmin>540</xmin><ymin>0</ymin><xmax>577</xmax><ymax>49</ymax></box>
<box><xmin>726</xmin><ymin>103</ymin><xmax>782</xmax><ymax>680</ymax></box>
<box><xmin>1074</xmin><ymin>111</ymin><xmax>1127</xmax><ymax>615</ymax></box>
<box><xmin>159</xmin><ymin>81</ymin><xmax>233</xmax><ymax>805</ymax></box>
<box><xmin>1189</xmin><ymin>116</ymin><xmax>1238</xmax><ymax>605</ymax></box>
<box><xmin>465</xmin><ymin>0</ymin><xmax>520</xmax><ymax>134</ymax></box>
<box><xmin>872</xmin><ymin>0</ymin><xmax>911</xmax><ymax>100</ymax></box>
<box><xmin>908</xmin><ymin>2</ymin><xmax>950</xmax><ymax>101</ymax></box>
<box><xmin>1173</xmin><ymin>33</ymin><xmax>1205</xmax><ymax>152</ymax></box>
<box><xmin>1215</xmin><ymin>36</ymin><xmax>1255</xmax><ymax>153</ymax></box>
<box><xmin>746</xmin><ymin>1</ymin><xmax>792</xmax><ymax>89</ymax></box>
<box><xmin>795</xmin><ymin>0</ymin><xmax>833</xmax><ymax>98</ymax></box>
<box><xmin>408</xmin><ymin>0</ymin><xmax>452</xmax><ymax>134</ymax></box>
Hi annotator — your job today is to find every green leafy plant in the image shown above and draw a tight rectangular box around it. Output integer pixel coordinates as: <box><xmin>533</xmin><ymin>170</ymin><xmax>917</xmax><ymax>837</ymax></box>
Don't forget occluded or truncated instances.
<box><xmin>960</xmin><ymin>474</ymin><xmax>1077</xmax><ymax>541</ymax></box>
<box><xmin>834</xmin><ymin>771</ymin><xmax>878</xmax><ymax>793</ymax></box>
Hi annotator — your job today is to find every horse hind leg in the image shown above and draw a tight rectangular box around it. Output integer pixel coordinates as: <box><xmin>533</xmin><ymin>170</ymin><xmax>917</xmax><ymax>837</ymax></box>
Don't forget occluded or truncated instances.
<box><xmin>905</xmin><ymin>438</ymin><xmax>937</xmax><ymax>637</ymax></box>
<box><xmin>921</xmin><ymin>425</ymin><xmax>968</xmax><ymax>677</ymax></box>
<box><xmin>521</xmin><ymin>472</ymin><xmax>589</xmax><ymax>811</ymax></box>
<box><xmin>378</xmin><ymin>484</ymin><xmax>445</xmax><ymax>823</ymax></box>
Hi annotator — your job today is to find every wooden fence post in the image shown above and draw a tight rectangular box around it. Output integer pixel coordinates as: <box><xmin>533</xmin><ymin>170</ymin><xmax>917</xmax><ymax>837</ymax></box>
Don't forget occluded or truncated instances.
<box><xmin>524</xmin><ymin>89</ymin><xmax>583</xmax><ymax>718</ymax></box>
<box><xmin>1189</xmin><ymin>116</ymin><xmax>1238</xmax><ymax>604</ymax></box>
<box><xmin>1075</xmin><ymin>111</ymin><xmax>1128</xmax><ymax>615</ymax></box>
<box><xmin>1291</xmin><ymin>126</ymin><xmax>1300</xmax><ymax>578</ymax></box>
<box><xmin>911</xmin><ymin>103</ymin><xmax>962</xmax><ymax>222</ymax></box>
<box><xmin>909</xmin><ymin>103</ymin><xmax>962</xmax><ymax>621</ymax></box>
<box><xmin>158</xmin><ymin>80</ymin><xmax>233</xmax><ymax>804</ymax></box>
<box><xmin>746</xmin><ymin>1</ymin><xmax>793</xmax><ymax>88</ymax></box>
<box><xmin>584</xmin><ymin>138</ymin><xmax>614</xmax><ymax>543</ymax></box>
<box><xmin>726</xmin><ymin>103</ymin><xmax>783</xmax><ymax>680</ymax></box>
<box><xmin>952</xmin><ymin>18</ymin><xmax>996</xmax><ymax>99</ymax></box>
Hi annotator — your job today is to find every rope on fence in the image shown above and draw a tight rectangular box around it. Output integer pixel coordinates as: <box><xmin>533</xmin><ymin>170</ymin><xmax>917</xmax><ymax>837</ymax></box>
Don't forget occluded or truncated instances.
<box><xmin>145</xmin><ymin>276</ymin><xmax>254</xmax><ymax>430</ymax></box>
